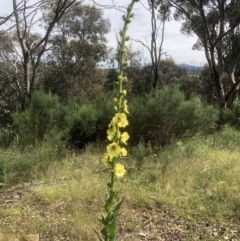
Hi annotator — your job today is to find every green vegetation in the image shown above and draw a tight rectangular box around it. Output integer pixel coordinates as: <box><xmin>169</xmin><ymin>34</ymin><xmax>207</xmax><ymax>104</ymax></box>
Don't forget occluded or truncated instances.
<box><xmin>1</xmin><ymin>0</ymin><xmax>240</xmax><ymax>240</ymax></box>
<box><xmin>1</xmin><ymin>87</ymin><xmax>240</xmax><ymax>239</ymax></box>
<box><xmin>1</xmin><ymin>127</ymin><xmax>240</xmax><ymax>240</ymax></box>
<box><xmin>0</xmin><ymin>86</ymin><xmax>218</xmax><ymax>184</ymax></box>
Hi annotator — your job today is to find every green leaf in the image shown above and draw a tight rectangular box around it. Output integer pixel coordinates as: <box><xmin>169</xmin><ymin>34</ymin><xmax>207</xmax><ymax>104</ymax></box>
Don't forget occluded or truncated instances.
<box><xmin>112</xmin><ymin>199</ymin><xmax>123</xmax><ymax>219</ymax></box>
<box><xmin>101</xmin><ymin>211</ymin><xmax>107</xmax><ymax>225</ymax></box>
<box><xmin>93</xmin><ymin>229</ymin><xmax>103</xmax><ymax>241</ymax></box>
<box><xmin>108</xmin><ymin>221</ymin><xmax>117</xmax><ymax>241</ymax></box>
<box><xmin>101</xmin><ymin>227</ymin><xmax>107</xmax><ymax>238</ymax></box>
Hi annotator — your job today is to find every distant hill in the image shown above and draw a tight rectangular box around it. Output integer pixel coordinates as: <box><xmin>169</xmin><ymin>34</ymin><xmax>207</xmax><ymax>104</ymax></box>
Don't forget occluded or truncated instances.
<box><xmin>177</xmin><ymin>63</ymin><xmax>203</xmax><ymax>75</ymax></box>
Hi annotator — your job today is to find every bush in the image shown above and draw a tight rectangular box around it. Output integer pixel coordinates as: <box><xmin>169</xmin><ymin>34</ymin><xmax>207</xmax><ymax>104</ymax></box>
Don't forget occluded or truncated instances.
<box><xmin>129</xmin><ymin>85</ymin><xmax>218</xmax><ymax>147</ymax></box>
<box><xmin>212</xmin><ymin>125</ymin><xmax>240</xmax><ymax>149</ymax></box>
<box><xmin>12</xmin><ymin>90</ymin><xmax>65</xmax><ymax>148</ymax></box>
<box><xmin>0</xmin><ymin>126</ymin><xmax>15</xmax><ymax>148</ymax></box>
<box><xmin>132</xmin><ymin>140</ymin><xmax>153</xmax><ymax>170</ymax></box>
<box><xmin>92</xmin><ymin>91</ymin><xmax>116</xmax><ymax>141</ymax></box>
<box><xmin>0</xmin><ymin>150</ymin><xmax>13</xmax><ymax>183</ymax></box>
<box><xmin>65</xmin><ymin>101</ymin><xmax>99</xmax><ymax>148</ymax></box>
<box><xmin>0</xmin><ymin>128</ymin><xmax>66</xmax><ymax>184</ymax></box>
<box><xmin>219</xmin><ymin>101</ymin><xmax>240</xmax><ymax>130</ymax></box>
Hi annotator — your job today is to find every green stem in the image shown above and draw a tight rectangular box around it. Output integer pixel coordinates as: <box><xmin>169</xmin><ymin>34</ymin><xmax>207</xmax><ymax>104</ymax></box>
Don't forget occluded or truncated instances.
<box><xmin>98</xmin><ymin>1</ymin><xmax>138</xmax><ymax>241</ymax></box>
<box><xmin>117</xmin><ymin>1</ymin><xmax>136</xmax><ymax>111</ymax></box>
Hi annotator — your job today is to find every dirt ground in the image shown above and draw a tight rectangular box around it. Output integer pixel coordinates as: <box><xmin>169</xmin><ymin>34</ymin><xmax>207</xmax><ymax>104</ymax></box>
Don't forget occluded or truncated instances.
<box><xmin>1</xmin><ymin>183</ymin><xmax>240</xmax><ymax>241</ymax></box>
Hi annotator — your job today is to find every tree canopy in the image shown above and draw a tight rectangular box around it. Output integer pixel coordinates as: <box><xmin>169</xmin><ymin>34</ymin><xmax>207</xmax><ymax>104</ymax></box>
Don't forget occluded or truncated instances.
<box><xmin>168</xmin><ymin>0</ymin><xmax>240</xmax><ymax>108</ymax></box>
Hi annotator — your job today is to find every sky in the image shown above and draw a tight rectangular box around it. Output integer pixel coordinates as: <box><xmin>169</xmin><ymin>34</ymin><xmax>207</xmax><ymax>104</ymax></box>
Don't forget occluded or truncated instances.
<box><xmin>89</xmin><ymin>0</ymin><xmax>207</xmax><ymax>66</ymax></box>
<box><xmin>1</xmin><ymin>0</ymin><xmax>207</xmax><ymax>66</ymax></box>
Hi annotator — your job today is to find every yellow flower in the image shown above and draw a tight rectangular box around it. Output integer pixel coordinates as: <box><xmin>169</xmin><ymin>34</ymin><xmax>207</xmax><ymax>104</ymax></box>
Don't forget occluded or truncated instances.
<box><xmin>120</xmin><ymin>132</ymin><xmax>129</xmax><ymax>145</ymax></box>
<box><xmin>107</xmin><ymin>122</ymin><xmax>116</xmax><ymax>141</ymax></box>
<box><xmin>113</xmin><ymin>98</ymin><xmax>118</xmax><ymax>103</ymax></box>
<box><xmin>107</xmin><ymin>142</ymin><xmax>122</xmax><ymax>158</ymax></box>
<box><xmin>123</xmin><ymin>100</ymin><xmax>129</xmax><ymax>113</ymax></box>
<box><xmin>121</xmin><ymin>147</ymin><xmax>127</xmax><ymax>156</ymax></box>
<box><xmin>114</xmin><ymin>163</ymin><xmax>126</xmax><ymax>178</ymax></box>
<box><xmin>102</xmin><ymin>153</ymin><xmax>110</xmax><ymax>166</ymax></box>
<box><xmin>112</xmin><ymin>113</ymin><xmax>129</xmax><ymax>128</ymax></box>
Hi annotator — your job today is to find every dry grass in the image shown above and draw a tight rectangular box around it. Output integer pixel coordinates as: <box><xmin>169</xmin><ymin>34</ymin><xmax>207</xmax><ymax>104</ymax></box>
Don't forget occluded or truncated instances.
<box><xmin>1</xmin><ymin>129</ymin><xmax>240</xmax><ymax>240</ymax></box>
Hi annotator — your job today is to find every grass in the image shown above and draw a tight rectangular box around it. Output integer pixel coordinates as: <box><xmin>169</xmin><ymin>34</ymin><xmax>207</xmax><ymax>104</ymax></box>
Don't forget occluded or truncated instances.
<box><xmin>1</xmin><ymin>126</ymin><xmax>240</xmax><ymax>240</ymax></box>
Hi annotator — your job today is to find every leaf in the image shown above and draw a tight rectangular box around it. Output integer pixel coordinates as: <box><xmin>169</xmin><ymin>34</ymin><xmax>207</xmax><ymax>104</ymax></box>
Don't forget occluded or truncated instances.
<box><xmin>93</xmin><ymin>229</ymin><xmax>103</xmax><ymax>241</ymax></box>
<box><xmin>112</xmin><ymin>199</ymin><xmax>123</xmax><ymax>220</ymax></box>
<box><xmin>108</xmin><ymin>221</ymin><xmax>117</xmax><ymax>241</ymax></box>
<box><xmin>101</xmin><ymin>211</ymin><xmax>107</xmax><ymax>225</ymax></box>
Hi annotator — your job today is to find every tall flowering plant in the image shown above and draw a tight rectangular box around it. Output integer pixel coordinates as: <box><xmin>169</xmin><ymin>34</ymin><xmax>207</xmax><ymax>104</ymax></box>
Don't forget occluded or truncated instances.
<box><xmin>95</xmin><ymin>1</ymin><xmax>138</xmax><ymax>240</ymax></box>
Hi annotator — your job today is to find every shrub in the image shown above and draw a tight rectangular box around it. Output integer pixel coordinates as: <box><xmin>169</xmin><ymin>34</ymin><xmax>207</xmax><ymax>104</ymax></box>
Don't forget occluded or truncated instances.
<box><xmin>0</xmin><ymin>128</ymin><xmax>66</xmax><ymax>184</ymax></box>
<box><xmin>0</xmin><ymin>126</ymin><xmax>15</xmax><ymax>148</ymax></box>
<box><xmin>129</xmin><ymin>85</ymin><xmax>218</xmax><ymax>147</ymax></box>
<box><xmin>212</xmin><ymin>125</ymin><xmax>240</xmax><ymax>149</ymax></box>
<box><xmin>65</xmin><ymin>101</ymin><xmax>99</xmax><ymax>148</ymax></box>
<box><xmin>92</xmin><ymin>91</ymin><xmax>116</xmax><ymax>141</ymax></box>
<box><xmin>219</xmin><ymin>101</ymin><xmax>240</xmax><ymax>130</ymax></box>
<box><xmin>132</xmin><ymin>140</ymin><xmax>153</xmax><ymax>170</ymax></box>
<box><xmin>12</xmin><ymin>90</ymin><xmax>65</xmax><ymax>148</ymax></box>
<box><xmin>0</xmin><ymin>150</ymin><xmax>13</xmax><ymax>183</ymax></box>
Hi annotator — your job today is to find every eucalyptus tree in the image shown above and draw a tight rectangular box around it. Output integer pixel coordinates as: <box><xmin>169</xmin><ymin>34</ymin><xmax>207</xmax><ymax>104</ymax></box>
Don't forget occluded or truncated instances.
<box><xmin>0</xmin><ymin>0</ymin><xmax>79</xmax><ymax>110</ymax></box>
<box><xmin>168</xmin><ymin>0</ymin><xmax>240</xmax><ymax>109</ymax></box>
<box><xmin>131</xmin><ymin>0</ymin><xmax>171</xmax><ymax>90</ymax></box>
<box><xmin>42</xmin><ymin>3</ymin><xmax>110</xmax><ymax>101</ymax></box>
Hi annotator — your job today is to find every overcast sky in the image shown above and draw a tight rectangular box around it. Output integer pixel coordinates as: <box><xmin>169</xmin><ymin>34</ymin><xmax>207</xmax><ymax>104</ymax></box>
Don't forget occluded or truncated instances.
<box><xmin>1</xmin><ymin>0</ymin><xmax>207</xmax><ymax>66</ymax></box>
<box><xmin>96</xmin><ymin>0</ymin><xmax>206</xmax><ymax>66</ymax></box>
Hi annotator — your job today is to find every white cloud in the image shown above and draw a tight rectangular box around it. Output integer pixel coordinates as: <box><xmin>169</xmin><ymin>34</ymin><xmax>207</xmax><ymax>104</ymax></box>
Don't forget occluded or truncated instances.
<box><xmin>101</xmin><ymin>0</ymin><xmax>206</xmax><ymax>66</ymax></box>
<box><xmin>1</xmin><ymin>0</ymin><xmax>207</xmax><ymax>66</ymax></box>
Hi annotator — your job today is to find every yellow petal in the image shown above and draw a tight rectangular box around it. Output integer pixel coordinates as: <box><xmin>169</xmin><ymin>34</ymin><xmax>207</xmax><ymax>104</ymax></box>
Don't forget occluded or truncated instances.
<box><xmin>121</xmin><ymin>147</ymin><xmax>127</xmax><ymax>156</ymax></box>
<box><xmin>114</xmin><ymin>163</ymin><xmax>126</xmax><ymax>178</ymax></box>
<box><xmin>112</xmin><ymin>113</ymin><xmax>129</xmax><ymax>128</ymax></box>
<box><xmin>107</xmin><ymin>142</ymin><xmax>122</xmax><ymax>158</ymax></box>
<box><xmin>121</xmin><ymin>132</ymin><xmax>130</xmax><ymax>144</ymax></box>
<box><xmin>102</xmin><ymin>153</ymin><xmax>110</xmax><ymax>166</ymax></box>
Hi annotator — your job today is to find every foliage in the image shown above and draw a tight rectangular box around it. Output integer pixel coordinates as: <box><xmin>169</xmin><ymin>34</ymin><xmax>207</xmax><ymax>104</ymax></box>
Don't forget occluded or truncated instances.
<box><xmin>158</xmin><ymin>58</ymin><xmax>186</xmax><ymax>86</ymax></box>
<box><xmin>92</xmin><ymin>91</ymin><xmax>116</xmax><ymax>141</ymax></box>
<box><xmin>0</xmin><ymin>0</ymin><xmax>78</xmax><ymax>110</ymax></box>
<box><xmin>64</xmin><ymin>101</ymin><xmax>99</xmax><ymax>148</ymax></box>
<box><xmin>129</xmin><ymin>85</ymin><xmax>218</xmax><ymax>147</ymax></box>
<box><xmin>42</xmin><ymin>4</ymin><xmax>110</xmax><ymax>102</ymax></box>
<box><xmin>132</xmin><ymin>140</ymin><xmax>153</xmax><ymax>170</ymax></box>
<box><xmin>169</xmin><ymin>0</ymin><xmax>240</xmax><ymax>108</ymax></box>
<box><xmin>0</xmin><ymin>129</ymin><xmax>66</xmax><ymax>184</ymax></box>
<box><xmin>218</xmin><ymin>101</ymin><xmax>240</xmax><ymax>130</ymax></box>
<box><xmin>211</xmin><ymin>124</ymin><xmax>240</xmax><ymax>150</ymax></box>
<box><xmin>96</xmin><ymin>1</ymin><xmax>137</xmax><ymax>240</ymax></box>
<box><xmin>12</xmin><ymin>90</ymin><xmax>65</xmax><ymax>148</ymax></box>
<box><xmin>178</xmin><ymin>74</ymin><xmax>201</xmax><ymax>100</ymax></box>
<box><xmin>0</xmin><ymin>126</ymin><xmax>15</xmax><ymax>148</ymax></box>
<box><xmin>2</xmin><ymin>129</ymin><xmax>240</xmax><ymax>239</ymax></box>
<box><xmin>0</xmin><ymin>62</ymin><xmax>24</xmax><ymax>126</ymax></box>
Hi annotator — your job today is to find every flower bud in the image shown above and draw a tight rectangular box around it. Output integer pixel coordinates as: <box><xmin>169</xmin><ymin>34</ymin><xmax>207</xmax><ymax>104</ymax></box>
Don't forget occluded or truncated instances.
<box><xmin>126</xmin><ymin>18</ymin><xmax>132</xmax><ymax>23</ymax></box>
<box><xmin>118</xmin><ymin>75</ymin><xmax>123</xmax><ymax>81</ymax></box>
<box><xmin>113</xmin><ymin>98</ymin><xmax>118</xmax><ymax>103</ymax></box>
<box><xmin>122</xmin><ymin>90</ymin><xmax>127</xmax><ymax>96</ymax></box>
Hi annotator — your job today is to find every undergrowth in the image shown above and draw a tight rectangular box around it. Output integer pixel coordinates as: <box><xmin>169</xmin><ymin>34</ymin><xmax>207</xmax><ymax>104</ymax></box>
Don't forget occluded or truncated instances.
<box><xmin>1</xmin><ymin>126</ymin><xmax>240</xmax><ymax>240</ymax></box>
